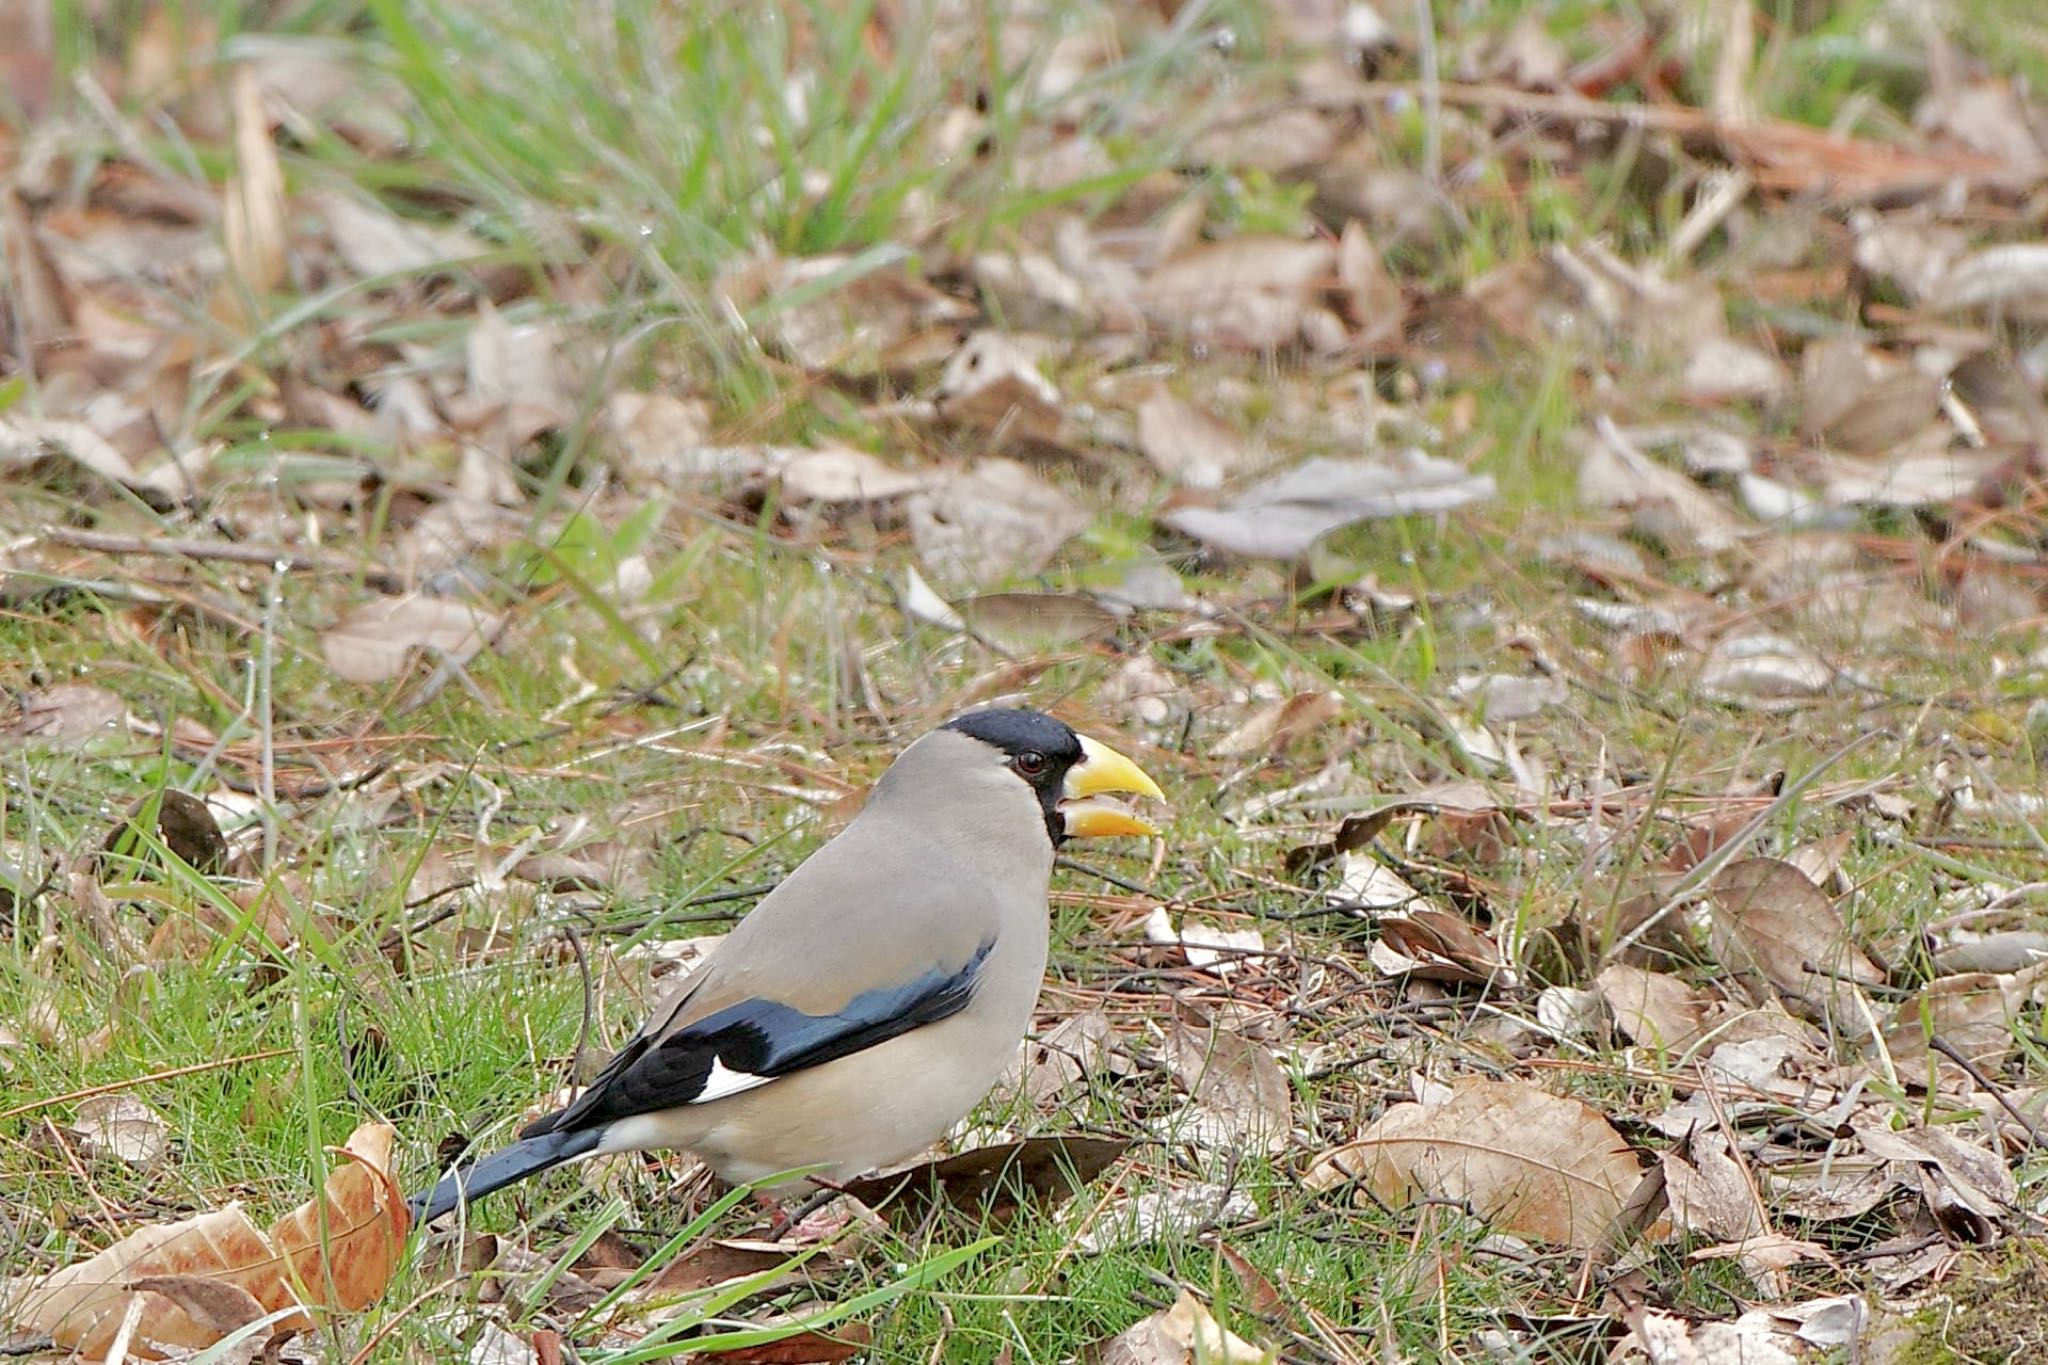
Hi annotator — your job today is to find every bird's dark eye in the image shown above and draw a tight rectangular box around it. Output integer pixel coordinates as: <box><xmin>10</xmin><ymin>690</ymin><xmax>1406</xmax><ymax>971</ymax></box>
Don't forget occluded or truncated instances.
<box><xmin>1013</xmin><ymin>750</ymin><xmax>1048</xmax><ymax>777</ymax></box>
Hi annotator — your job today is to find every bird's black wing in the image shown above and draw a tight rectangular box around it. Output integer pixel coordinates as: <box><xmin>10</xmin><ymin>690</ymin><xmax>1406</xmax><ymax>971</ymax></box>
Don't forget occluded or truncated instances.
<box><xmin>523</xmin><ymin>936</ymin><xmax>995</xmax><ymax>1138</ymax></box>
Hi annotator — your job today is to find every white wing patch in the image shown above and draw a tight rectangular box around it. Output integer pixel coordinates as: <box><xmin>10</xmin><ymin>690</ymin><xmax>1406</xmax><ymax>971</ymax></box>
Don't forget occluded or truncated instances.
<box><xmin>694</xmin><ymin>1058</ymin><xmax>776</xmax><ymax>1104</ymax></box>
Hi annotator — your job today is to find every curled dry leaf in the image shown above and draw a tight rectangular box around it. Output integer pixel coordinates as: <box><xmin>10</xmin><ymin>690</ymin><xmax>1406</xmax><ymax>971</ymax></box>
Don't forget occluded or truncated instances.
<box><xmin>1165</xmin><ymin>451</ymin><xmax>1495</xmax><ymax>559</ymax></box>
<box><xmin>723</xmin><ymin>250</ymin><xmax>974</xmax><ymax>376</ymax></box>
<box><xmin>777</xmin><ymin>445</ymin><xmax>928</xmax><ymax>505</ymax></box>
<box><xmin>1161</xmin><ymin>1019</ymin><xmax>1292</xmax><ymax>1155</ymax></box>
<box><xmin>1576</xmin><ymin>418</ymin><xmax>1744</xmax><ymax>556</ymax></box>
<box><xmin>1002</xmin><ymin>1006</ymin><xmax>1120</xmax><ymax>1110</ymax></box>
<box><xmin>68</xmin><ymin>1095</ymin><xmax>171</xmax><ymax>1169</ymax></box>
<box><xmin>1336</xmin><ymin>219</ymin><xmax>1405</xmax><ymax>349</ymax></box>
<box><xmin>322</xmin><ymin>595</ymin><xmax>503</xmax><ymax>684</ymax></box>
<box><xmin>1143</xmin><ymin>907</ymin><xmax>1264</xmax><ymax>973</ymax></box>
<box><xmin>933</xmin><ymin>332</ymin><xmax>1064</xmax><ymax>446</ymax></box>
<box><xmin>2</xmin><ymin>1121</ymin><xmax>406</xmax><ymax>1358</ymax></box>
<box><xmin>1095</xmin><ymin>1288</ymin><xmax>1273</xmax><ymax>1365</ymax></box>
<box><xmin>1305</xmin><ymin>1077</ymin><xmax>1647</xmax><ymax>1251</ymax></box>
<box><xmin>1854</xmin><ymin>1119</ymin><xmax>2016</xmax><ymax>1239</ymax></box>
<box><xmin>221</xmin><ymin>66</ymin><xmax>286</xmax><ymax>297</ymax></box>
<box><xmin>1374</xmin><ymin>908</ymin><xmax>1514</xmax><ymax>987</ymax></box>
<box><xmin>834</xmin><ymin>1135</ymin><xmax>1129</xmax><ymax>1226</ymax></box>
<box><xmin>1697</xmin><ymin>634</ymin><xmax>1835</xmax><ymax>709</ymax></box>
<box><xmin>1706</xmin><ymin>858</ymin><xmax>1884</xmax><ymax>1029</ymax></box>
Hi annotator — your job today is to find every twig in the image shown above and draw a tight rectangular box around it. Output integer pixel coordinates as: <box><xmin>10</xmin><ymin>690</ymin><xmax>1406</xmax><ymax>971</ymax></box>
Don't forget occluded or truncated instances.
<box><xmin>42</xmin><ymin>526</ymin><xmax>404</xmax><ymax>592</ymax></box>
<box><xmin>1928</xmin><ymin>1036</ymin><xmax>2048</xmax><ymax>1151</ymax></box>
<box><xmin>0</xmin><ymin>1048</ymin><xmax>295</xmax><ymax>1123</ymax></box>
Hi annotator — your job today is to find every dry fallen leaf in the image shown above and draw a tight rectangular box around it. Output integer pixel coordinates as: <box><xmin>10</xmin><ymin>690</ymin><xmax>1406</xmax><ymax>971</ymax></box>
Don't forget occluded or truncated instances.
<box><xmin>1212</xmin><ymin>690</ymin><xmax>1342</xmax><ymax>758</ymax></box>
<box><xmin>1161</xmin><ymin>1018</ymin><xmax>1292</xmax><ymax>1155</ymax></box>
<box><xmin>1165</xmin><ymin>451</ymin><xmax>1495</xmax><ymax>559</ymax></box>
<box><xmin>906</xmin><ymin>457</ymin><xmax>1087</xmax><ymax>590</ymax></box>
<box><xmin>1095</xmin><ymin>1288</ymin><xmax>1273</xmax><ymax>1365</ymax></box>
<box><xmin>2</xmin><ymin>1122</ymin><xmax>406</xmax><ymax>1358</ymax></box>
<box><xmin>1884</xmin><ymin>965</ymin><xmax>2048</xmax><ymax>1083</ymax></box>
<box><xmin>1141</xmin><ymin>235</ymin><xmax>1335</xmax><ymax>351</ymax></box>
<box><xmin>1706</xmin><ymin>858</ymin><xmax>1885</xmax><ymax>1029</ymax></box>
<box><xmin>1135</xmin><ymin>386</ymin><xmax>1250</xmax><ymax>490</ymax></box>
<box><xmin>221</xmin><ymin>65</ymin><xmax>286</xmax><ymax>298</ymax></box>
<box><xmin>321</xmin><ymin>595</ymin><xmax>503</xmax><ymax>684</ymax></box>
<box><xmin>1306</xmin><ymin>1077</ymin><xmax>1647</xmax><ymax>1250</ymax></box>
<box><xmin>2</xmin><ymin>683</ymin><xmax>133</xmax><ymax>748</ymax></box>
<box><xmin>68</xmin><ymin>1096</ymin><xmax>171</xmax><ymax>1169</ymax></box>
<box><xmin>1597</xmin><ymin>964</ymin><xmax>1714</xmax><ymax>1055</ymax></box>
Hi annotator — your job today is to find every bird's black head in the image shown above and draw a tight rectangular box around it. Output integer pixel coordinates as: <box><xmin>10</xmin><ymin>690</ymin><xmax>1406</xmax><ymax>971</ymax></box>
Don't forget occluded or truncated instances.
<box><xmin>944</xmin><ymin>707</ymin><xmax>1086</xmax><ymax>846</ymax></box>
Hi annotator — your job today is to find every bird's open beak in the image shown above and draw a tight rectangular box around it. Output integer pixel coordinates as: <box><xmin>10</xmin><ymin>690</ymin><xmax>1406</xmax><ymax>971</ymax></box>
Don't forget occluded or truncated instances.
<box><xmin>1060</xmin><ymin>734</ymin><xmax>1167</xmax><ymax>838</ymax></box>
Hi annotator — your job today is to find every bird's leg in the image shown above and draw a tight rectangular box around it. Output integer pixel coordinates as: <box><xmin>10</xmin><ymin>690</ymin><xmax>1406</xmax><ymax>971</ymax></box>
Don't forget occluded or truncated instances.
<box><xmin>763</xmin><ymin>1179</ymin><xmax>853</xmax><ymax>1242</ymax></box>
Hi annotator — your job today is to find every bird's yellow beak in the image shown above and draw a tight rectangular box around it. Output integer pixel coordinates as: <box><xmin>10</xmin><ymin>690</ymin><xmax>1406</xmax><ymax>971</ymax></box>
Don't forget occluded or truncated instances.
<box><xmin>1060</xmin><ymin>734</ymin><xmax>1167</xmax><ymax>838</ymax></box>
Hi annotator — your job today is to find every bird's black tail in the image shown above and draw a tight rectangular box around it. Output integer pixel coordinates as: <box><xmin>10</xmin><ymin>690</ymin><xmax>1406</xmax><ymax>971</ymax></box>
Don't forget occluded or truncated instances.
<box><xmin>407</xmin><ymin>1127</ymin><xmax>604</xmax><ymax>1223</ymax></box>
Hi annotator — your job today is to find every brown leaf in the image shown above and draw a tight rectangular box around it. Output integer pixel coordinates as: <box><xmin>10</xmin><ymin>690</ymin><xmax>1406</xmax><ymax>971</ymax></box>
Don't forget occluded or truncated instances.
<box><xmin>2</xmin><ymin>684</ymin><xmax>133</xmax><ymax>748</ymax></box>
<box><xmin>1884</xmin><ymin>966</ymin><xmax>2048</xmax><ymax>1083</ymax></box>
<box><xmin>1336</xmin><ymin>220</ymin><xmax>1405</xmax><ymax>349</ymax></box>
<box><xmin>1142</xmin><ymin>235</ymin><xmax>1334</xmax><ymax>351</ymax></box>
<box><xmin>1706</xmin><ymin>858</ymin><xmax>1885</xmax><ymax>1028</ymax></box>
<box><xmin>1212</xmin><ymin>691</ymin><xmax>1341</xmax><ymax>758</ymax></box>
<box><xmin>956</xmin><ymin>591</ymin><xmax>1120</xmax><ymax>647</ymax></box>
<box><xmin>1596</xmin><ymin>964</ymin><xmax>1713</xmax><ymax>1054</ymax></box>
<box><xmin>1374</xmin><ymin>908</ymin><xmax>1512</xmax><ymax>987</ymax></box>
<box><xmin>1305</xmin><ymin>1077</ymin><xmax>1645</xmax><ymax>1250</ymax></box>
<box><xmin>101</xmin><ymin>790</ymin><xmax>229</xmax><ymax>876</ymax></box>
<box><xmin>835</xmin><ymin>1136</ymin><xmax>1129</xmax><ymax>1226</ymax></box>
<box><xmin>321</xmin><ymin>596</ymin><xmax>503</xmax><ymax>684</ymax></box>
<box><xmin>714</xmin><ymin>1321</ymin><xmax>872</xmax><ymax>1364</ymax></box>
<box><xmin>1</xmin><ymin>1121</ymin><xmax>405</xmax><ymax>1356</ymax></box>
<box><xmin>221</xmin><ymin>66</ymin><xmax>287</xmax><ymax>297</ymax></box>
<box><xmin>934</xmin><ymin>332</ymin><xmax>1065</xmax><ymax>446</ymax></box>
<box><xmin>1135</xmin><ymin>387</ymin><xmax>1249</xmax><ymax>490</ymax></box>
<box><xmin>1161</xmin><ymin>1019</ymin><xmax>1292</xmax><ymax>1155</ymax></box>
<box><xmin>1854</xmin><ymin>1119</ymin><xmax>2015</xmax><ymax>1240</ymax></box>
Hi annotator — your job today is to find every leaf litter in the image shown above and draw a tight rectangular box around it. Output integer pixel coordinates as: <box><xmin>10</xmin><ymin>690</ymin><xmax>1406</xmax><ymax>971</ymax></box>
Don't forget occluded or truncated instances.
<box><xmin>11</xmin><ymin>0</ymin><xmax>2048</xmax><ymax>1359</ymax></box>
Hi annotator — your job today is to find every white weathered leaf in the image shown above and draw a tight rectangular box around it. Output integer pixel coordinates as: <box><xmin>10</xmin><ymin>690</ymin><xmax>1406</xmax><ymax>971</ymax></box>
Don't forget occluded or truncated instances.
<box><xmin>907</xmin><ymin>457</ymin><xmax>1086</xmax><ymax>589</ymax></box>
<box><xmin>69</xmin><ymin>1096</ymin><xmax>169</xmax><ymax>1168</ymax></box>
<box><xmin>1095</xmin><ymin>1289</ymin><xmax>1272</xmax><ymax>1365</ymax></box>
<box><xmin>777</xmin><ymin>445</ymin><xmax>928</xmax><ymax>504</ymax></box>
<box><xmin>1073</xmin><ymin>1183</ymin><xmax>1258</xmax><ymax>1254</ymax></box>
<box><xmin>1165</xmin><ymin>452</ymin><xmax>1494</xmax><ymax>559</ymax></box>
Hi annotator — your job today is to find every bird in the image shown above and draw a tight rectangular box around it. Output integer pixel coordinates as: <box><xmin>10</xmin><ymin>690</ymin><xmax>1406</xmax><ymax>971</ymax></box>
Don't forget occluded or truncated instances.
<box><xmin>410</xmin><ymin>707</ymin><xmax>1165</xmax><ymax>1223</ymax></box>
